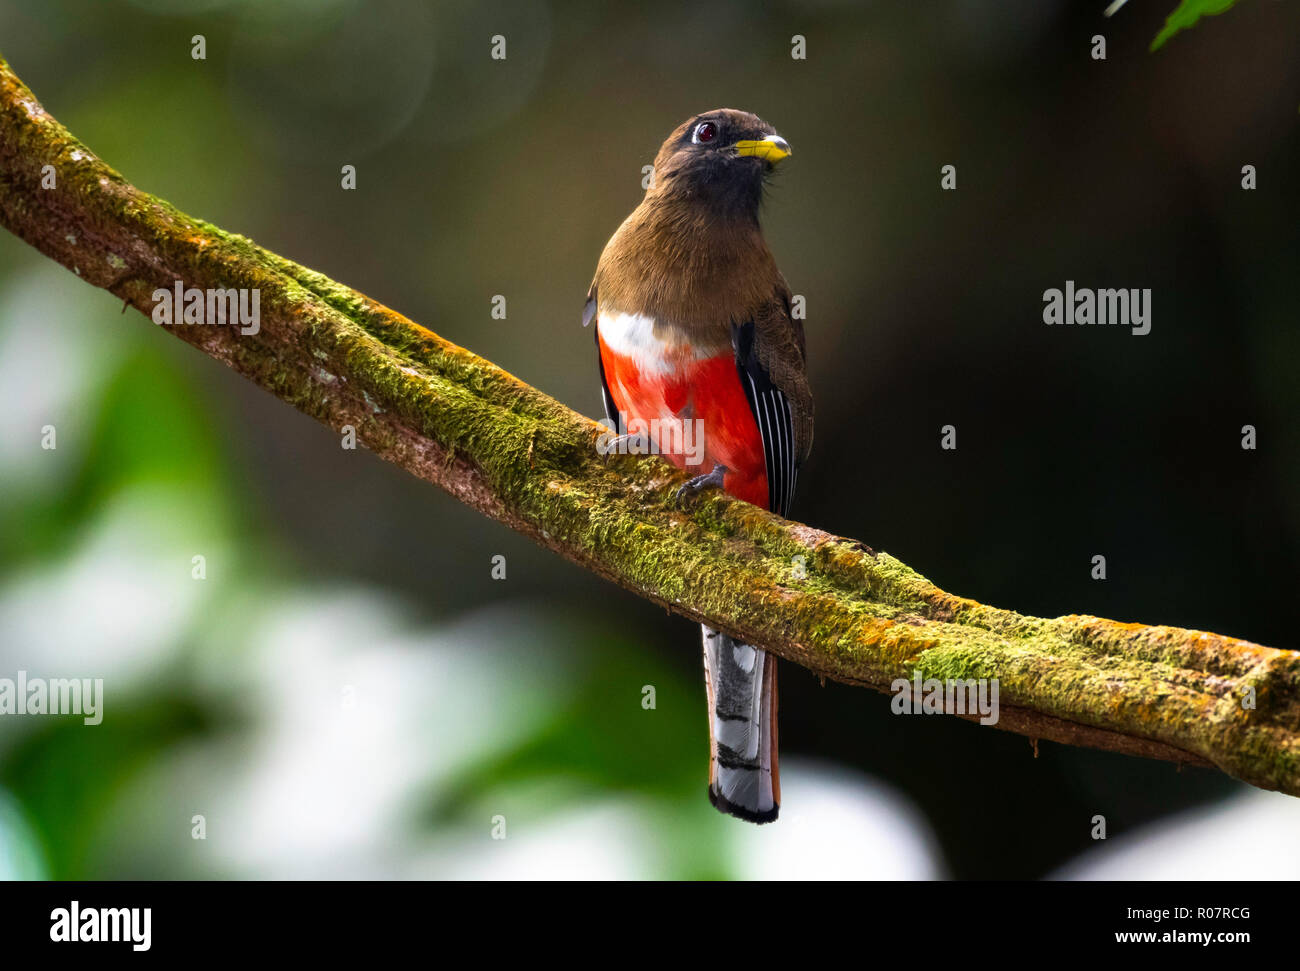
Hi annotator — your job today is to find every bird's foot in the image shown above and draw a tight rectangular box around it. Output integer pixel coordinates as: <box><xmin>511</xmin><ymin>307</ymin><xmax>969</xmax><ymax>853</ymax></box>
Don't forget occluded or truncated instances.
<box><xmin>601</xmin><ymin>431</ymin><xmax>654</xmax><ymax>460</ymax></box>
<box><xmin>675</xmin><ymin>464</ymin><xmax>728</xmax><ymax>503</ymax></box>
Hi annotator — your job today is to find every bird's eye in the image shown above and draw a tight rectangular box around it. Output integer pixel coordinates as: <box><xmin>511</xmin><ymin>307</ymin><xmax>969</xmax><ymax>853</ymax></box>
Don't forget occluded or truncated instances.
<box><xmin>692</xmin><ymin>121</ymin><xmax>718</xmax><ymax>144</ymax></box>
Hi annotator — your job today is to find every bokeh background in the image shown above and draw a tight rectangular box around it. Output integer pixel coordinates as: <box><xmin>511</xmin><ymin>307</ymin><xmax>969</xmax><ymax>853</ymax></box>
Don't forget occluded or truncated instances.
<box><xmin>1</xmin><ymin>0</ymin><xmax>1297</xmax><ymax>879</ymax></box>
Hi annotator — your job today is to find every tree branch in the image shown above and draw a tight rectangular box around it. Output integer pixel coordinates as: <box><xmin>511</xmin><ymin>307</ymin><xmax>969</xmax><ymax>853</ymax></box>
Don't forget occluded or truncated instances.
<box><xmin>2</xmin><ymin>54</ymin><xmax>1296</xmax><ymax>796</ymax></box>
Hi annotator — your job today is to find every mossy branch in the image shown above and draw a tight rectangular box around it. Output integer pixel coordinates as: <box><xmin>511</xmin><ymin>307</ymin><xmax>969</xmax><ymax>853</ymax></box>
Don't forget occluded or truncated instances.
<box><xmin>2</xmin><ymin>54</ymin><xmax>1296</xmax><ymax>796</ymax></box>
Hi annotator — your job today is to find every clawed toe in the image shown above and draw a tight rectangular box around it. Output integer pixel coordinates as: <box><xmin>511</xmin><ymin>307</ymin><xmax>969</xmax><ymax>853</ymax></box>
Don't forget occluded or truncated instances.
<box><xmin>602</xmin><ymin>431</ymin><xmax>653</xmax><ymax>460</ymax></box>
<box><xmin>675</xmin><ymin>464</ymin><xmax>728</xmax><ymax>503</ymax></box>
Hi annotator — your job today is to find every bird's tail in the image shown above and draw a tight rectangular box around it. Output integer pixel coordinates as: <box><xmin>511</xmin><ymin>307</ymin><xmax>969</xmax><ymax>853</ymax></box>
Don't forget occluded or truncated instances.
<box><xmin>702</xmin><ymin>625</ymin><xmax>779</xmax><ymax>823</ymax></box>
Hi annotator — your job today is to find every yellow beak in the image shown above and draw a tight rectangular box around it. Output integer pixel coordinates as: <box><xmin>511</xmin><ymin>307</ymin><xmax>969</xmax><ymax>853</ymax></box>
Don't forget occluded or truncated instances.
<box><xmin>735</xmin><ymin>134</ymin><xmax>791</xmax><ymax>164</ymax></box>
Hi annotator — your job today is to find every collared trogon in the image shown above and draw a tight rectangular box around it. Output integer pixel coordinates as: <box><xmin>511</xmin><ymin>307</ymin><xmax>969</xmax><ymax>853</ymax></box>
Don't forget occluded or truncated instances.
<box><xmin>584</xmin><ymin>109</ymin><xmax>813</xmax><ymax>823</ymax></box>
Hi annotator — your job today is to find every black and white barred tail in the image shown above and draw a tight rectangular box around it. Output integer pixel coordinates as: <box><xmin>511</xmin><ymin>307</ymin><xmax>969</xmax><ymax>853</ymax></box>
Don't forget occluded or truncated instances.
<box><xmin>702</xmin><ymin>625</ymin><xmax>779</xmax><ymax>823</ymax></box>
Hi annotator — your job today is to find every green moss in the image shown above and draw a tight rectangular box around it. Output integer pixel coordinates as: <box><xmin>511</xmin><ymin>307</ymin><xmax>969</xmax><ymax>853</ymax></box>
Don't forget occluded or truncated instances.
<box><xmin>911</xmin><ymin>644</ymin><xmax>1003</xmax><ymax>683</ymax></box>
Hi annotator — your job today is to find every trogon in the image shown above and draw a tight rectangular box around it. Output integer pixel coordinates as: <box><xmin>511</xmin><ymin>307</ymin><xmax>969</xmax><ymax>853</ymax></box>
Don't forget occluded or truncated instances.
<box><xmin>584</xmin><ymin>109</ymin><xmax>813</xmax><ymax>823</ymax></box>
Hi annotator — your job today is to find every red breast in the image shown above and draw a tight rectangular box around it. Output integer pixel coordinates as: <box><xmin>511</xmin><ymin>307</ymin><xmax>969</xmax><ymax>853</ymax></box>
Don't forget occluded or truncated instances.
<box><xmin>597</xmin><ymin>310</ymin><xmax>769</xmax><ymax>509</ymax></box>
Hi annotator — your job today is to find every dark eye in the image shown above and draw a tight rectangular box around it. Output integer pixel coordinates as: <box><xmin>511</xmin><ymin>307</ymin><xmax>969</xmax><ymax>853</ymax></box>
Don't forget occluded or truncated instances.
<box><xmin>693</xmin><ymin>121</ymin><xmax>718</xmax><ymax>144</ymax></box>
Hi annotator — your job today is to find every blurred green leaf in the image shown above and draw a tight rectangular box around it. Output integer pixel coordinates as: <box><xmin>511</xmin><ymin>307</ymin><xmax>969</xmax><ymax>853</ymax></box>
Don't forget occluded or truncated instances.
<box><xmin>0</xmin><ymin>697</ymin><xmax>218</xmax><ymax>878</ymax></box>
<box><xmin>0</xmin><ymin>341</ymin><xmax>231</xmax><ymax>569</ymax></box>
<box><xmin>1150</xmin><ymin>0</ymin><xmax>1243</xmax><ymax>51</ymax></box>
<box><xmin>419</xmin><ymin>632</ymin><xmax>737</xmax><ymax>878</ymax></box>
<box><xmin>0</xmin><ymin>789</ymin><xmax>45</xmax><ymax>879</ymax></box>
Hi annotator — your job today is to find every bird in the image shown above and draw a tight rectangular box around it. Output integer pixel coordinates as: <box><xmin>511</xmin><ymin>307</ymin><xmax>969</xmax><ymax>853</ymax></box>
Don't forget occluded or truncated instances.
<box><xmin>584</xmin><ymin>109</ymin><xmax>813</xmax><ymax>823</ymax></box>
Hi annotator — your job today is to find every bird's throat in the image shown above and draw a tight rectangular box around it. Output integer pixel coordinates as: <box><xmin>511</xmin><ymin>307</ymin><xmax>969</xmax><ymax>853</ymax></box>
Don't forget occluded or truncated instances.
<box><xmin>596</xmin><ymin>194</ymin><xmax>777</xmax><ymax>338</ymax></box>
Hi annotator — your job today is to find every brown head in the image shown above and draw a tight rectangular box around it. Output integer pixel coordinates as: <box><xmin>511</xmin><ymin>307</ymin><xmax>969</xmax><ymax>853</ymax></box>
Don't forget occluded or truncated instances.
<box><xmin>592</xmin><ymin>109</ymin><xmax>792</xmax><ymax>336</ymax></box>
<box><xmin>649</xmin><ymin>109</ymin><xmax>791</xmax><ymax>221</ymax></box>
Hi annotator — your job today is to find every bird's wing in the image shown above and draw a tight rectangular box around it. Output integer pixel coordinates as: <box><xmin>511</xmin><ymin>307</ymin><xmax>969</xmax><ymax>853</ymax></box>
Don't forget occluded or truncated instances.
<box><xmin>733</xmin><ymin>292</ymin><xmax>813</xmax><ymax>518</ymax></box>
<box><xmin>585</xmin><ymin>289</ymin><xmax>623</xmax><ymax>428</ymax></box>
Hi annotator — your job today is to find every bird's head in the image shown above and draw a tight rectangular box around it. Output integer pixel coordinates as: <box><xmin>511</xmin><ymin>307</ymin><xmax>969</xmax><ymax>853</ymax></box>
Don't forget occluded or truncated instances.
<box><xmin>650</xmin><ymin>108</ymin><xmax>790</xmax><ymax>218</ymax></box>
